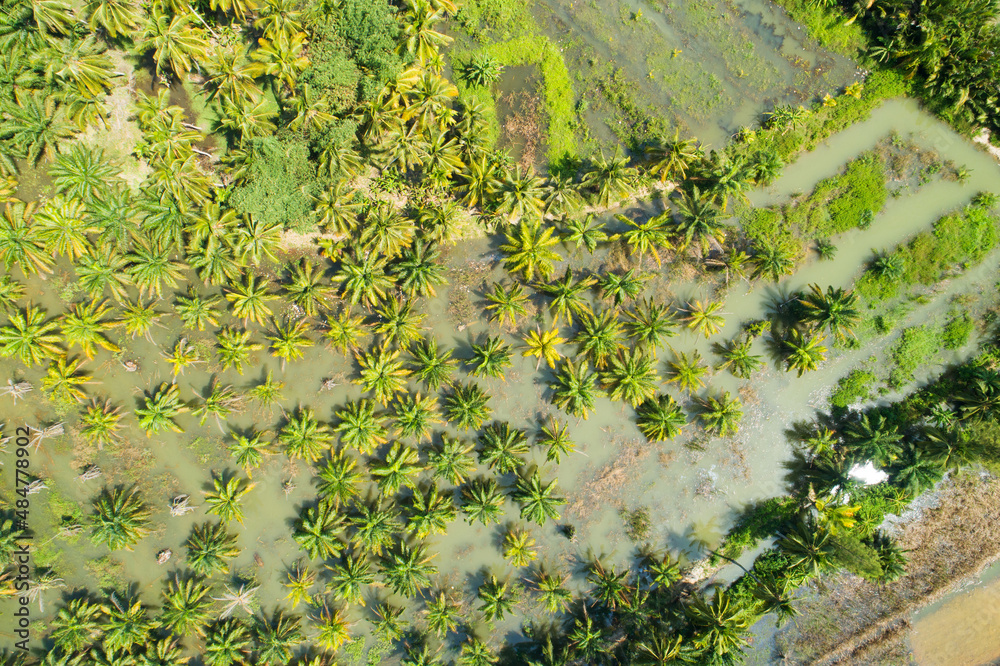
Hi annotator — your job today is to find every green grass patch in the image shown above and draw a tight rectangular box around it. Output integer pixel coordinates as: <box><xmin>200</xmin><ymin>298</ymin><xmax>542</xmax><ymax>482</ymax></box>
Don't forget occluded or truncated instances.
<box><xmin>830</xmin><ymin>368</ymin><xmax>878</xmax><ymax>408</ymax></box>
<box><xmin>942</xmin><ymin>313</ymin><xmax>975</xmax><ymax>350</ymax></box>
<box><xmin>782</xmin><ymin>152</ymin><xmax>887</xmax><ymax>239</ymax></box>
<box><xmin>769</xmin><ymin>0</ymin><xmax>867</xmax><ymax>57</ymax></box>
<box><xmin>889</xmin><ymin>324</ymin><xmax>940</xmax><ymax>387</ymax></box>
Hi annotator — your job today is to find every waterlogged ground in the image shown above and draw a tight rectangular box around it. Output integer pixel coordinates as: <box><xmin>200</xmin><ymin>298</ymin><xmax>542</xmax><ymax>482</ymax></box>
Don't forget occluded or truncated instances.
<box><xmin>532</xmin><ymin>0</ymin><xmax>859</xmax><ymax>148</ymax></box>
<box><xmin>2</xmin><ymin>100</ymin><xmax>1000</xmax><ymax>659</ymax></box>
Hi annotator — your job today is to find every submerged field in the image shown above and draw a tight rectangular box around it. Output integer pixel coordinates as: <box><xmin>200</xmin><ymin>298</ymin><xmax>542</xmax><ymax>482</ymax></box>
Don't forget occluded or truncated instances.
<box><xmin>2</xmin><ymin>0</ymin><xmax>1000</xmax><ymax>663</ymax></box>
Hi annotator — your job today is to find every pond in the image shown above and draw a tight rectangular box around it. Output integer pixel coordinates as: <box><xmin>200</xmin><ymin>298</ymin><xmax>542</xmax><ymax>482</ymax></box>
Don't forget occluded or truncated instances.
<box><xmin>1</xmin><ymin>99</ymin><xmax>999</xmax><ymax>657</ymax></box>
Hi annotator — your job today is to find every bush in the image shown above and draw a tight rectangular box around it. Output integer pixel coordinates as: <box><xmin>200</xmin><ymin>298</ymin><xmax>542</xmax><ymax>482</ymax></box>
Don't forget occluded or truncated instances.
<box><xmin>716</xmin><ymin>496</ymin><xmax>798</xmax><ymax>561</ymax></box>
<box><xmin>782</xmin><ymin>152</ymin><xmax>888</xmax><ymax>238</ymax></box>
<box><xmin>621</xmin><ymin>507</ymin><xmax>651</xmax><ymax>542</ymax></box>
<box><xmin>228</xmin><ymin>137</ymin><xmax>319</xmax><ymax>232</ymax></box>
<box><xmin>889</xmin><ymin>325</ymin><xmax>940</xmax><ymax>387</ymax></box>
<box><xmin>942</xmin><ymin>313</ymin><xmax>974</xmax><ymax>350</ymax></box>
<box><xmin>829</xmin><ymin>531</ymin><xmax>884</xmax><ymax>581</ymax></box>
<box><xmin>830</xmin><ymin>369</ymin><xmax>878</xmax><ymax>408</ymax></box>
<box><xmin>769</xmin><ymin>0</ymin><xmax>867</xmax><ymax>57</ymax></box>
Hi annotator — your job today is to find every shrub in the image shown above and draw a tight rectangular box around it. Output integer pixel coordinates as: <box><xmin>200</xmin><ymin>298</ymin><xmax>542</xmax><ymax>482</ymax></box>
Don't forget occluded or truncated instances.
<box><xmin>229</xmin><ymin>137</ymin><xmax>319</xmax><ymax>232</ymax></box>
<box><xmin>715</xmin><ymin>496</ymin><xmax>798</xmax><ymax>561</ymax></box>
<box><xmin>621</xmin><ymin>507</ymin><xmax>651</xmax><ymax>542</ymax></box>
<box><xmin>942</xmin><ymin>313</ymin><xmax>974</xmax><ymax>350</ymax></box>
<box><xmin>830</xmin><ymin>369</ymin><xmax>878</xmax><ymax>408</ymax></box>
<box><xmin>889</xmin><ymin>325</ymin><xmax>940</xmax><ymax>387</ymax></box>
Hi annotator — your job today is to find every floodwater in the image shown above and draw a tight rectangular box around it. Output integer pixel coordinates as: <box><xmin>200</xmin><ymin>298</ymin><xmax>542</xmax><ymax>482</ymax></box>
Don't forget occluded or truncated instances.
<box><xmin>532</xmin><ymin>0</ymin><xmax>859</xmax><ymax>148</ymax></box>
<box><xmin>911</xmin><ymin>561</ymin><xmax>1000</xmax><ymax>665</ymax></box>
<box><xmin>1</xmin><ymin>97</ymin><xmax>1000</xmax><ymax>657</ymax></box>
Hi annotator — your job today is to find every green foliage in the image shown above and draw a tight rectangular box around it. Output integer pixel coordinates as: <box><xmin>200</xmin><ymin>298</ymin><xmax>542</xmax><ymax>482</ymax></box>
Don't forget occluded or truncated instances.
<box><xmin>942</xmin><ymin>312</ymin><xmax>974</xmax><ymax>350</ymax></box>
<box><xmin>715</xmin><ymin>496</ymin><xmax>798</xmax><ymax>561</ymax></box>
<box><xmin>621</xmin><ymin>507</ymin><xmax>651</xmax><ymax>542</ymax></box>
<box><xmin>228</xmin><ymin>137</ymin><xmax>319</xmax><ymax>232</ymax></box>
<box><xmin>889</xmin><ymin>325</ymin><xmax>940</xmax><ymax>387</ymax></box>
<box><xmin>828</xmin><ymin>531</ymin><xmax>884</xmax><ymax>581</ymax></box>
<box><xmin>830</xmin><ymin>369</ymin><xmax>878</xmax><ymax>408</ymax></box>
<box><xmin>334</xmin><ymin>0</ymin><xmax>402</xmax><ymax>100</ymax></box>
<box><xmin>769</xmin><ymin>0</ymin><xmax>867</xmax><ymax>56</ymax></box>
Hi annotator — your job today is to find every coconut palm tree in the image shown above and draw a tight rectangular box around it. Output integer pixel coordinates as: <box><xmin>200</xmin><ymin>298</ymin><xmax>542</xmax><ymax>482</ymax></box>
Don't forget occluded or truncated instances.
<box><xmin>294</xmin><ymin>499</ymin><xmax>345</xmax><ymax>560</ymax></box>
<box><xmin>393</xmin><ymin>241</ymin><xmax>448</xmax><ymax>298</ymax></box>
<box><xmin>282</xmin><ymin>259</ymin><xmax>333</xmax><ymax>317</ymax></box>
<box><xmin>513</xmin><ymin>468</ymin><xmax>566</xmax><ymax>525</ymax></box>
<box><xmin>86</xmin><ymin>0</ymin><xmax>139</xmax><ymax>38</ymax></box>
<box><xmin>468</xmin><ymin>336</ymin><xmax>513</xmax><ymax>379</ymax></box>
<box><xmin>461</xmin><ymin>477</ymin><xmax>505</xmax><ymax>525</ymax></box>
<box><xmin>444</xmin><ymin>382</ymin><xmax>492</xmax><ymax>430</ymax></box>
<box><xmin>326</xmin><ymin>551</ymin><xmax>375</xmax><ymax>605</ymax></box>
<box><xmin>312</xmin><ymin>603</ymin><xmax>351</xmax><ymax>652</ymax></box>
<box><xmin>225</xmin><ymin>273</ymin><xmax>276</xmax><ymax>326</ymax></box>
<box><xmin>127</xmin><ymin>237</ymin><xmax>184</xmax><ymax>298</ymax></box>
<box><xmin>582</xmin><ymin>149</ymin><xmax>637</xmax><ymax>206</ymax></box>
<box><xmin>335</xmin><ymin>251</ymin><xmax>394</xmax><ymax>309</ymax></box>
<box><xmin>428</xmin><ymin>435</ymin><xmax>476</xmax><ymax>485</ymax></box>
<box><xmin>102</xmin><ymin>592</ymin><xmax>157</xmax><ymax>652</ymax></box>
<box><xmin>119</xmin><ymin>299</ymin><xmax>163</xmax><ymax>341</ymax></box>
<box><xmin>622</xmin><ymin>298</ymin><xmax>677</xmax><ymax>353</ymax></box>
<box><xmin>684</xmin><ymin>589</ymin><xmax>751</xmax><ymax>658</ymax></box>
<box><xmin>461</xmin><ymin>52</ymin><xmax>502</xmax><ymax>87</ymax></box>
<box><xmin>335</xmin><ymin>399</ymin><xmax>389</xmax><ymax>454</ymax></box>
<box><xmin>798</xmin><ymin>284</ymin><xmax>861</xmax><ymax>341</ymax></box>
<box><xmin>0</xmin><ymin>202</ymin><xmax>54</xmax><ymax>276</ymax></box>
<box><xmin>550</xmin><ymin>358</ymin><xmax>602</xmax><ymax>419</ymax></box>
<box><xmin>279</xmin><ymin>408</ymin><xmax>333</xmax><ymax>462</ymax></box>
<box><xmin>350</xmin><ymin>500</ymin><xmax>400</xmax><ymax>556</ymax></box>
<box><xmin>573</xmin><ymin>309</ymin><xmax>623</xmax><ymax>370</ymax></box>
<box><xmin>891</xmin><ymin>444</ymin><xmax>944</xmax><ymax>496</ymax></box>
<box><xmin>500</xmin><ymin>220</ymin><xmax>563</xmax><ymax>282</ymax></box>
<box><xmin>402</xmin><ymin>0</ymin><xmax>452</xmax><ymax>64</ymax></box>
<box><xmin>203</xmin><ymin>617</ymin><xmax>253</xmax><ymax>666</ymax></box>
<box><xmin>777</xmin><ymin>516</ymin><xmax>833</xmax><ymax>576</ymax></box>
<box><xmin>357</xmin><ymin>348</ymin><xmax>410</xmax><ymax>405</ymax></box>
<box><xmin>139</xmin><ymin>7</ymin><xmax>210</xmax><ymax>79</ymax></box>
<box><xmin>80</xmin><ymin>399</ymin><xmax>124</xmax><ymax>449</ymax></box>
<box><xmin>495</xmin><ymin>166</ymin><xmax>546</xmax><ymax>221</ymax></box>
<box><xmin>645</xmin><ymin>132</ymin><xmax>699</xmax><ymax>182</ymax></box>
<box><xmin>34</xmin><ymin>195</ymin><xmax>94</xmax><ymax>260</ymax></box>
<box><xmin>164</xmin><ymin>338</ymin><xmax>203</xmax><ymax>381</ymax></box>
<box><xmin>204</xmin><ymin>473</ymin><xmax>254</xmax><ymax>525</ymax></box>
<box><xmin>283</xmin><ymin>564</ymin><xmax>316</xmax><ymax>610</ymax></box>
<box><xmin>75</xmin><ymin>250</ymin><xmax>132</xmax><ymax>302</ymax></box>
<box><xmin>50</xmin><ymin>145</ymin><xmax>118</xmax><ymax>200</ymax></box>
<box><xmin>0</xmin><ymin>304</ymin><xmax>63</xmax><ymax>366</ymax></box>
<box><xmin>406</xmin><ymin>483</ymin><xmax>457</xmax><ymax>539</ymax></box>
<box><xmin>0</xmin><ymin>275</ymin><xmax>24</xmax><ymax>314</ymax></box>
<box><xmin>135</xmin><ymin>383</ymin><xmax>188</xmax><ymax>436</ymax></box>
<box><xmin>90</xmin><ymin>486</ymin><xmax>150</xmax><ymax>551</ymax></box>
<box><xmin>666</xmin><ymin>350</ymin><xmax>708</xmax><ymax>393</ymax></box>
<box><xmin>618</xmin><ymin>214</ymin><xmax>671</xmax><ymax>267</ymax></box>
<box><xmin>683</xmin><ymin>300</ymin><xmax>725</xmax><ymax>339</ymax></box>
<box><xmin>228</xmin><ymin>431</ymin><xmax>270</xmax><ymax>478</ymax></box>
<box><xmin>715</xmin><ymin>336</ymin><xmax>763</xmax><ymax>379</ymax></box>
<box><xmin>521</xmin><ymin>327</ymin><xmax>565</xmax><ymax>370</ymax></box>
<box><xmin>392</xmin><ymin>393</ymin><xmax>442</xmax><ymax>443</ymax></box>
<box><xmin>636</xmin><ymin>394</ymin><xmax>686</xmax><ymax>442</ymax></box>
<box><xmin>502</xmin><ymin>527</ymin><xmax>537</xmax><ymax>567</ymax></box>
<box><xmin>531</xmin><ymin>567</ymin><xmax>572</xmax><ymax>613</ymax></box>
<box><xmin>602</xmin><ymin>349</ymin><xmax>659</xmax><ymax>407</ymax></box>
<box><xmin>484</xmin><ymin>282</ymin><xmax>529</xmax><ymax>327</ymax></box>
<box><xmin>192</xmin><ymin>379</ymin><xmax>243</xmax><ymax>430</ymax></box>
<box><xmin>184</xmin><ymin>523</ymin><xmax>240</xmax><ymax>576</ymax></box>
<box><xmin>160</xmin><ymin>575</ymin><xmax>213</xmax><ymax>637</ymax></box>
<box><xmin>42</xmin><ymin>355</ymin><xmax>92</xmax><ymax>404</ymax></box>
<box><xmin>843</xmin><ymin>412</ymin><xmax>903</xmax><ymax>467</ymax></box>
<box><xmin>538</xmin><ymin>267</ymin><xmax>595</xmax><ymax>326</ymax></box>
<box><xmin>254</xmin><ymin>609</ymin><xmax>304</xmax><ymax>665</ymax></box>
<box><xmin>478</xmin><ymin>421</ymin><xmax>530</xmax><ymax>474</ymax></box>
<box><xmin>404</xmin><ymin>339</ymin><xmax>453</xmax><ymax>393</ymax></box>
<box><xmin>382</xmin><ymin>540</ymin><xmax>437</xmax><ymax>597</ymax></box>
<box><xmin>560</xmin><ymin>213</ymin><xmax>607</xmax><ymax>254</ymax></box>
<box><xmin>49</xmin><ymin>598</ymin><xmax>104</xmax><ymax>652</ymax></box>
<box><xmin>375</xmin><ymin>298</ymin><xmax>426</xmax><ymax>349</ymax></box>
<box><xmin>216</xmin><ymin>327</ymin><xmax>264</xmax><ymax>375</ymax></box>
<box><xmin>371</xmin><ymin>441</ymin><xmax>424</xmax><ymax>495</ymax></box>
<box><xmin>0</xmin><ymin>91</ymin><xmax>76</xmax><ymax>165</ymax></box>
<box><xmin>782</xmin><ymin>329</ymin><xmax>827</xmax><ymax>377</ymax></box>
<box><xmin>672</xmin><ymin>186</ymin><xmax>726</xmax><ymax>252</ymax></box>
<box><xmin>421</xmin><ymin>590</ymin><xmax>462</xmax><ymax>638</ymax></box>
<box><xmin>315</xmin><ymin>449</ymin><xmax>362</xmax><ymax>507</ymax></box>
<box><xmin>751</xmin><ymin>240</ymin><xmax>798</xmax><ymax>282</ymax></box>
<box><xmin>477</xmin><ymin>574</ymin><xmax>517</xmax><ymax>622</ymax></box>
<box><xmin>598</xmin><ymin>269</ymin><xmax>648</xmax><ymax>306</ymax></box>
<box><xmin>174</xmin><ymin>289</ymin><xmax>222</xmax><ymax>332</ymax></box>
<box><xmin>697</xmin><ymin>391</ymin><xmax>743</xmax><ymax>436</ymax></box>
<box><xmin>266</xmin><ymin>319</ymin><xmax>314</xmax><ymax>369</ymax></box>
